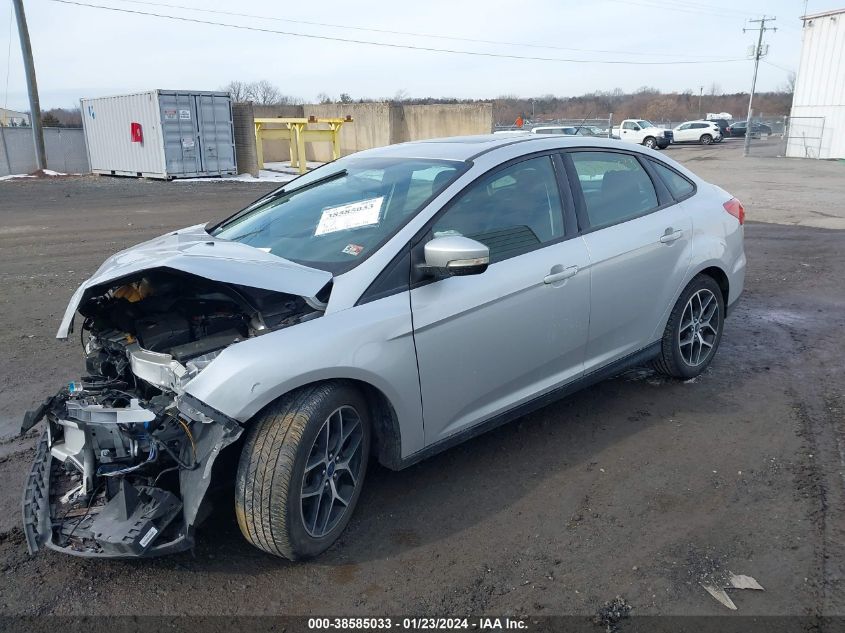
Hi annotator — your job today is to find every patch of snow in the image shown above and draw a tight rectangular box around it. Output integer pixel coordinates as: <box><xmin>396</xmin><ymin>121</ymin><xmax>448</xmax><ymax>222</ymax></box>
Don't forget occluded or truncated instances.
<box><xmin>0</xmin><ymin>169</ymin><xmax>71</xmax><ymax>181</ymax></box>
<box><xmin>263</xmin><ymin>160</ymin><xmax>325</xmax><ymax>172</ymax></box>
<box><xmin>174</xmin><ymin>170</ymin><xmax>298</xmax><ymax>184</ymax></box>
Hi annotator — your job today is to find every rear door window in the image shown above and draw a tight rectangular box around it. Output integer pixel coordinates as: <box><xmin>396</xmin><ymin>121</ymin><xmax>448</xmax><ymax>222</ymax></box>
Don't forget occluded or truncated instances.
<box><xmin>569</xmin><ymin>152</ymin><xmax>659</xmax><ymax>229</ymax></box>
<box><xmin>649</xmin><ymin>160</ymin><xmax>696</xmax><ymax>200</ymax></box>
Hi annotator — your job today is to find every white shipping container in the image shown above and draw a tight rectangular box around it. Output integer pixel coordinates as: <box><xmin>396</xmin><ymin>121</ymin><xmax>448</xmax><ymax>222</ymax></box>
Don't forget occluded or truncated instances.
<box><xmin>81</xmin><ymin>90</ymin><xmax>237</xmax><ymax>179</ymax></box>
<box><xmin>787</xmin><ymin>9</ymin><xmax>845</xmax><ymax>159</ymax></box>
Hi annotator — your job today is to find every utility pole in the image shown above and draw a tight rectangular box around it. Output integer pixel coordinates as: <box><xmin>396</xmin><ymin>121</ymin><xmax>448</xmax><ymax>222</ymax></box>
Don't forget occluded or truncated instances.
<box><xmin>743</xmin><ymin>16</ymin><xmax>776</xmax><ymax>157</ymax></box>
<box><xmin>698</xmin><ymin>85</ymin><xmax>703</xmax><ymax>119</ymax></box>
<box><xmin>11</xmin><ymin>0</ymin><xmax>46</xmax><ymax>170</ymax></box>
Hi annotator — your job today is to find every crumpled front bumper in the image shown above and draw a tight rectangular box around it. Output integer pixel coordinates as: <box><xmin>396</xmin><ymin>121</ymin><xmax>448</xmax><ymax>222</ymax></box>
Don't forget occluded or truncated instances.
<box><xmin>22</xmin><ymin>394</ymin><xmax>242</xmax><ymax>559</ymax></box>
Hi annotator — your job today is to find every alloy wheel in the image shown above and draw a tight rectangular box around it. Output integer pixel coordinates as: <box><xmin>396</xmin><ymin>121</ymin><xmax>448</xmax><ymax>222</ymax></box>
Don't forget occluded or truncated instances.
<box><xmin>678</xmin><ymin>289</ymin><xmax>720</xmax><ymax>367</ymax></box>
<box><xmin>300</xmin><ymin>405</ymin><xmax>365</xmax><ymax>538</ymax></box>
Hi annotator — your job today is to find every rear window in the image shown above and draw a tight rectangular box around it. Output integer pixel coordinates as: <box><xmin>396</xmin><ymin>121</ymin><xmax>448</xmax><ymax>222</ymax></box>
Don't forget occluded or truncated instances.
<box><xmin>649</xmin><ymin>160</ymin><xmax>695</xmax><ymax>200</ymax></box>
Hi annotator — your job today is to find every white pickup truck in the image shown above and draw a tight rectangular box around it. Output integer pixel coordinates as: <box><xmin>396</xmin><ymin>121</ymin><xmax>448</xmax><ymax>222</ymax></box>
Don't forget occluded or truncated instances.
<box><xmin>612</xmin><ymin>119</ymin><xmax>673</xmax><ymax>149</ymax></box>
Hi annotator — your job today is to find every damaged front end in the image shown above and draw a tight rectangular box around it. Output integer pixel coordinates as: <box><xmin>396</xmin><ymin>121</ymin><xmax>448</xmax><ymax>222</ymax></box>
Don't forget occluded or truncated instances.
<box><xmin>22</xmin><ymin>266</ymin><xmax>324</xmax><ymax>558</ymax></box>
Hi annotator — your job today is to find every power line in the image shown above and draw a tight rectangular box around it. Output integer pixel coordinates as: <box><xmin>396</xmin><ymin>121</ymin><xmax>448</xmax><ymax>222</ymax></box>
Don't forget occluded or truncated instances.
<box><xmin>659</xmin><ymin>0</ymin><xmax>759</xmax><ymax>16</ymax></box>
<box><xmin>763</xmin><ymin>59</ymin><xmax>794</xmax><ymax>73</ymax></box>
<box><xmin>601</xmin><ymin>0</ymin><xmax>759</xmax><ymax>19</ymax></box>
<box><xmin>106</xmin><ymin>0</ymin><xmax>741</xmax><ymax>60</ymax></box>
<box><xmin>47</xmin><ymin>0</ymin><xmax>748</xmax><ymax>66</ymax></box>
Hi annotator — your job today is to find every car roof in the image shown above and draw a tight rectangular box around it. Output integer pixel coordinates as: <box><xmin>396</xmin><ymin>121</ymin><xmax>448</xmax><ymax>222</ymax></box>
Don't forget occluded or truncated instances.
<box><xmin>352</xmin><ymin>134</ymin><xmax>624</xmax><ymax>162</ymax></box>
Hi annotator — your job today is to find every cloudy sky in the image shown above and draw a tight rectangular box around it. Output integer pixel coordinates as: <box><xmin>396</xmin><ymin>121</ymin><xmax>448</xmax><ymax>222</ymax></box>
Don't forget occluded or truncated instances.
<box><xmin>0</xmin><ymin>0</ymin><xmax>830</xmax><ymax>110</ymax></box>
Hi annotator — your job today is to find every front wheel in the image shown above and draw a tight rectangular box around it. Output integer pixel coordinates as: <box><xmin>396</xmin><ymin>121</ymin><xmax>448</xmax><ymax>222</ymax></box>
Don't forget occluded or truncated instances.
<box><xmin>700</xmin><ymin>134</ymin><xmax>713</xmax><ymax>145</ymax></box>
<box><xmin>235</xmin><ymin>382</ymin><xmax>371</xmax><ymax>559</ymax></box>
<box><xmin>643</xmin><ymin>136</ymin><xmax>657</xmax><ymax>149</ymax></box>
<box><xmin>653</xmin><ymin>275</ymin><xmax>725</xmax><ymax>379</ymax></box>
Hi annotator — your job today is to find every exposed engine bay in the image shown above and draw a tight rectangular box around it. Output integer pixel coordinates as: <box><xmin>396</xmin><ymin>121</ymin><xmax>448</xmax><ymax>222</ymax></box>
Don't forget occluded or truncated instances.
<box><xmin>22</xmin><ymin>268</ymin><xmax>323</xmax><ymax>557</ymax></box>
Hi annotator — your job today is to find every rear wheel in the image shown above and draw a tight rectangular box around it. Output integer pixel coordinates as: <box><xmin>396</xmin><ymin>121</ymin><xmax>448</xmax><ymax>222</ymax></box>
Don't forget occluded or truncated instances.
<box><xmin>700</xmin><ymin>134</ymin><xmax>713</xmax><ymax>145</ymax></box>
<box><xmin>235</xmin><ymin>382</ymin><xmax>370</xmax><ymax>559</ymax></box>
<box><xmin>653</xmin><ymin>275</ymin><xmax>725</xmax><ymax>379</ymax></box>
<box><xmin>643</xmin><ymin>136</ymin><xmax>657</xmax><ymax>149</ymax></box>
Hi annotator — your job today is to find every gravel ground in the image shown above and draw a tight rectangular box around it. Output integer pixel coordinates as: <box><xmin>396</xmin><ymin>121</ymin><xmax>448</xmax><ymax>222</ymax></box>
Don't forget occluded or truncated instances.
<box><xmin>0</xmin><ymin>145</ymin><xmax>843</xmax><ymax>621</ymax></box>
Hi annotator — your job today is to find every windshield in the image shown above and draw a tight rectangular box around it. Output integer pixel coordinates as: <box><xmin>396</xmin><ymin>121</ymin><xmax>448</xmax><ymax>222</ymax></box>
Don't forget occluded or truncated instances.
<box><xmin>636</xmin><ymin>120</ymin><xmax>655</xmax><ymax>129</ymax></box>
<box><xmin>212</xmin><ymin>156</ymin><xmax>466</xmax><ymax>274</ymax></box>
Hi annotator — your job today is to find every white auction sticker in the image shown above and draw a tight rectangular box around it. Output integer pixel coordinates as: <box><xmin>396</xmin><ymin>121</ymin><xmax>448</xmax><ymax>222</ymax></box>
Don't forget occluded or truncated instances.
<box><xmin>139</xmin><ymin>526</ymin><xmax>158</xmax><ymax>548</ymax></box>
<box><xmin>315</xmin><ymin>197</ymin><xmax>383</xmax><ymax>236</ymax></box>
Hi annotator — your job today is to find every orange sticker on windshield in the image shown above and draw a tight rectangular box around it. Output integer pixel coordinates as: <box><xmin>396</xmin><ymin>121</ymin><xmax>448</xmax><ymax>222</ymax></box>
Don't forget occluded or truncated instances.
<box><xmin>342</xmin><ymin>244</ymin><xmax>364</xmax><ymax>256</ymax></box>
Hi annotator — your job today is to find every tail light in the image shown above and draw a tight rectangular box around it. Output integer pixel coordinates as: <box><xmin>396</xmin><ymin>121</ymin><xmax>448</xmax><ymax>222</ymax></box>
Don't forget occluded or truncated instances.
<box><xmin>723</xmin><ymin>198</ymin><xmax>745</xmax><ymax>224</ymax></box>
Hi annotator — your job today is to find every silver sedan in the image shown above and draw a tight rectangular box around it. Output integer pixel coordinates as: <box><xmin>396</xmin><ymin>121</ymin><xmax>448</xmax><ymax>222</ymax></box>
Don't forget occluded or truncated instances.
<box><xmin>23</xmin><ymin>135</ymin><xmax>745</xmax><ymax>560</ymax></box>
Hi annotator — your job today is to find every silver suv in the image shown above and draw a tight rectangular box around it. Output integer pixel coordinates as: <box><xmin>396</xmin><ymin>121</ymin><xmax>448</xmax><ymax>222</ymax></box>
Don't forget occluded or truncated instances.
<box><xmin>23</xmin><ymin>135</ymin><xmax>745</xmax><ymax>560</ymax></box>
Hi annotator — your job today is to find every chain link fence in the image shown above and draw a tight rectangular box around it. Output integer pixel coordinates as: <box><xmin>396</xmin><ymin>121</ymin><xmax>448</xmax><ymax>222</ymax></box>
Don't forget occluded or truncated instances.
<box><xmin>783</xmin><ymin>116</ymin><xmax>826</xmax><ymax>159</ymax></box>
<box><xmin>494</xmin><ymin>116</ymin><xmax>613</xmax><ymax>137</ymax></box>
<box><xmin>0</xmin><ymin>126</ymin><xmax>89</xmax><ymax>177</ymax></box>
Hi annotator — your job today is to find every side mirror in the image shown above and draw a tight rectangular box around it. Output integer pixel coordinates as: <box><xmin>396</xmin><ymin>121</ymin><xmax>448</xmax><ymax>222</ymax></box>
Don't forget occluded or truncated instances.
<box><xmin>422</xmin><ymin>236</ymin><xmax>489</xmax><ymax>276</ymax></box>
<box><xmin>633</xmin><ymin>125</ymin><xmax>641</xmax><ymax>131</ymax></box>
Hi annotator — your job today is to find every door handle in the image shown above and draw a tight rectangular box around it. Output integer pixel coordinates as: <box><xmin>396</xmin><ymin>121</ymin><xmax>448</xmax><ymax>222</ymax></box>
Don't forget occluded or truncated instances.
<box><xmin>544</xmin><ymin>266</ymin><xmax>578</xmax><ymax>284</ymax></box>
<box><xmin>659</xmin><ymin>229</ymin><xmax>683</xmax><ymax>244</ymax></box>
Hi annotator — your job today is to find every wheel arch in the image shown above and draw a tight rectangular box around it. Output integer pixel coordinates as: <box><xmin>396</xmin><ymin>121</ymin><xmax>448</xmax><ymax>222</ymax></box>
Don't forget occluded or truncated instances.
<box><xmin>242</xmin><ymin>377</ymin><xmax>404</xmax><ymax>471</ymax></box>
<box><xmin>697</xmin><ymin>265</ymin><xmax>730</xmax><ymax>309</ymax></box>
<box><xmin>652</xmin><ymin>263</ymin><xmax>731</xmax><ymax>341</ymax></box>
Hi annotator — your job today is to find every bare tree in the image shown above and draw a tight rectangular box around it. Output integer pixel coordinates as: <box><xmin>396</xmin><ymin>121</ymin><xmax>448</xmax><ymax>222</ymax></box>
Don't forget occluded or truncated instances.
<box><xmin>222</xmin><ymin>80</ymin><xmax>250</xmax><ymax>102</ymax></box>
<box><xmin>316</xmin><ymin>92</ymin><xmax>334</xmax><ymax>104</ymax></box>
<box><xmin>393</xmin><ymin>88</ymin><xmax>410</xmax><ymax>102</ymax></box>
<box><xmin>708</xmin><ymin>82</ymin><xmax>722</xmax><ymax>96</ymax></box>
<box><xmin>783</xmin><ymin>71</ymin><xmax>796</xmax><ymax>94</ymax></box>
<box><xmin>339</xmin><ymin>92</ymin><xmax>353</xmax><ymax>104</ymax></box>
<box><xmin>246</xmin><ymin>80</ymin><xmax>282</xmax><ymax>105</ymax></box>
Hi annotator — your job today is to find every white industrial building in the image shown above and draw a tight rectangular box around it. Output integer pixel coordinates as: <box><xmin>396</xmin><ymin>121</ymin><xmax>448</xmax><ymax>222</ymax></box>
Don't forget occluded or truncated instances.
<box><xmin>0</xmin><ymin>108</ymin><xmax>29</xmax><ymax>127</ymax></box>
<box><xmin>787</xmin><ymin>8</ymin><xmax>845</xmax><ymax>159</ymax></box>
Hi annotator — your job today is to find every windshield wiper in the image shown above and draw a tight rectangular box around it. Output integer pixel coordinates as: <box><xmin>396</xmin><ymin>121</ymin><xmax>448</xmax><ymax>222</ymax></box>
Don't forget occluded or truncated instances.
<box><xmin>209</xmin><ymin>169</ymin><xmax>348</xmax><ymax>233</ymax></box>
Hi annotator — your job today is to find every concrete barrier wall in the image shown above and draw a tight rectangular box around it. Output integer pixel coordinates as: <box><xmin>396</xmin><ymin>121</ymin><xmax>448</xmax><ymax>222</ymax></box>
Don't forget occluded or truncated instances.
<box><xmin>250</xmin><ymin>102</ymin><xmax>494</xmax><ymax>166</ymax></box>
<box><xmin>302</xmin><ymin>103</ymin><xmax>392</xmax><ymax>162</ymax></box>
<box><xmin>0</xmin><ymin>127</ymin><xmax>89</xmax><ymax>176</ymax></box>
<box><xmin>391</xmin><ymin>103</ymin><xmax>494</xmax><ymax>143</ymax></box>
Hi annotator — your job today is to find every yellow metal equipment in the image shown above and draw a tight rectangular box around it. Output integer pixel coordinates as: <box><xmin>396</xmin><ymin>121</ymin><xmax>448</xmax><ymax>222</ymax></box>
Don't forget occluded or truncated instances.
<box><xmin>254</xmin><ymin>116</ymin><xmax>353</xmax><ymax>174</ymax></box>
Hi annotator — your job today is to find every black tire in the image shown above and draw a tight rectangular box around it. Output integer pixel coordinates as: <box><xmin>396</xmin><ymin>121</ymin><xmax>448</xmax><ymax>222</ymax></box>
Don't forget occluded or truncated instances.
<box><xmin>235</xmin><ymin>382</ymin><xmax>371</xmax><ymax>560</ymax></box>
<box><xmin>653</xmin><ymin>274</ymin><xmax>725</xmax><ymax>379</ymax></box>
<box><xmin>700</xmin><ymin>134</ymin><xmax>713</xmax><ymax>145</ymax></box>
<box><xmin>643</xmin><ymin>136</ymin><xmax>657</xmax><ymax>149</ymax></box>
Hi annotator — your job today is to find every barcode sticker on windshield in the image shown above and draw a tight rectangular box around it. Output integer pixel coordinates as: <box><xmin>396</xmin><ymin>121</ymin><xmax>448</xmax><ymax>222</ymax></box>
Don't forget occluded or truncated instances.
<box><xmin>315</xmin><ymin>197</ymin><xmax>383</xmax><ymax>236</ymax></box>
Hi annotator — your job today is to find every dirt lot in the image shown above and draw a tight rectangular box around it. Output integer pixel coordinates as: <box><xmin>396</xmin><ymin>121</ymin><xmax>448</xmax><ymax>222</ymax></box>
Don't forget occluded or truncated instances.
<box><xmin>0</xmin><ymin>141</ymin><xmax>843</xmax><ymax>623</ymax></box>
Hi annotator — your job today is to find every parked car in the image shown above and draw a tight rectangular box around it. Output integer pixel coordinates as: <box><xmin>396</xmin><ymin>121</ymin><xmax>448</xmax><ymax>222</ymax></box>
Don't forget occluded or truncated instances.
<box><xmin>23</xmin><ymin>135</ymin><xmax>745</xmax><ymax>561</ymax></box>
<box><xmin>672</xmin><ymin>120</ymin><xmax>723</xmax><ymax>145</ymax></box>
<box><xmin>531</xmin><ymin>125</ymin><xmax>578</xmax><ymax>135</ymax></box>
<box><xmin>532</xmin><ymin>125</ymin><xmax>606</xmax><ymax>137</ymax></box>
<box><xmin>707</xmin><ymin>118</ymin><xmax>732</xmax><ymax>137</ymax></box>
<box><xmin>613</xmin><ymin>119</ymin><xmax>673</xmax><ymax>149</ymax></box>
<box><xmin>579</xmin><ymin>125</ymin><xmax>608</xmax><ymax>137</ymax></box>
<box><xmin>726</xmin><ymin>121</ymin><xmax>773</xmax><ymax>137</ymax></box>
